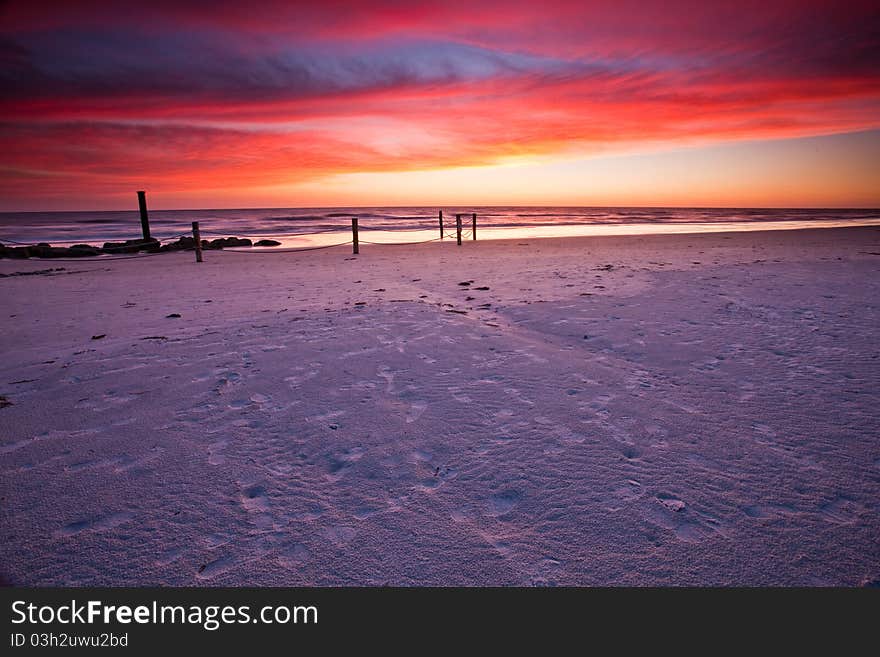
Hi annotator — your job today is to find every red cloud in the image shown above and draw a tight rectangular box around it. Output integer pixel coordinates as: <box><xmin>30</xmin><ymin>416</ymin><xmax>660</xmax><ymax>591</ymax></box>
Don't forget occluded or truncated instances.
<box><xmin>1</xmin><ymin>0</ymin><xmax>878</xmax><ymax>207</ymax></box>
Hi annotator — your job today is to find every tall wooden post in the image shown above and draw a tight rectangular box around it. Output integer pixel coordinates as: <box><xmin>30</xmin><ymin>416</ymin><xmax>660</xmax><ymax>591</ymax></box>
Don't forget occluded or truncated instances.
<box><xmin>137</xmin><ymin>191</ymin><xmax>151</xmax><ymax>241</ymax></box>
<box><xmin>472</xmin><ymin>212</ymin><xmax>477</xmax><ymax>240</ymax></box>
<box><xmin>439</xmin><ymin>210</ymin><xmax>444</xmax><ymax>239</ymax></box>
<box><xmin>456</xmin><ymin>214</ymin><xmax>462</xmax><ymax>246</ymax></box>
<box><xmin>352</xmin><ymin>216</ymin><xmax>359</xmax><ymax>254</ymax></box>
<box><xmin>192</xmin><ymin>221</ymin><xmax>203</xmax><ymax>263</ymax></box>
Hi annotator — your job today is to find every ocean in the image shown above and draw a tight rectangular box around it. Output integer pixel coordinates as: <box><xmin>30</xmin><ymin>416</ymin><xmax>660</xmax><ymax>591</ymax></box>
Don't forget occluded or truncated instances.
<box><xmin>1</xmin><ymin>207</ymin><xmax>878</xmax><ymax>248</ymax></box>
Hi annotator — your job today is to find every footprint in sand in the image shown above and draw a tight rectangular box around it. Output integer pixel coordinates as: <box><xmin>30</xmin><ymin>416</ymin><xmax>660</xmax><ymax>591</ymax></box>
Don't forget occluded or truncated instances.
<box><xmin>0</xmin><ymin>438</ymin><xmax>35</xmax><ymax>455</ymax></box>
<box><xmin>56</xmin><ymin>511</ymin><xmax>134</xmax><ymax>538</ymax></box>
<box><xmin>488</xmin><ymin>489</ymin><xmax>523</xmax><ymax>517</ymax></box>
<box><xmin>377</xmin><ymin>366</ymin><xmax>396</xmax><ymax>394</ymax></box>
<box><xmin>203</xmin><ymin>532</ymin><xmax>233</xmax><ymax>550</ymax></box>
<box><xmin>74</xmin><ymin>391</ymin><xmax>141</xmax><ymax>412</ymax></box>
<box><xmin>742</xmin><ymin>503</ymin><xmax>795</xmax><ymax>519</ymax></box>
<box><xmin>514</xmin><ymin>349</ymin><xmax>548</xmax><ymax>364</ymax></box>
<box><xmin>527</xmin><ymin>558</ymin><xmax>563</xmax><ymax>587</ymax></box>
<box><xmin>416</xmin><ymin>465</ymin><xmax>458</xmax><ymax>492</ymax></box>
<box><xmin>406</xmin><ymin>401</ymin><xmax>427</xmax><ymax>423</ymax></box>
<box><xmin>656</xmin><ymin>493</ymin><xmax>686</xmax><ymax>512</ymax></box>
<box><xmin>324</xmin><ymin>447</ymin><xmax>364</xmax><ymax>480</ymax></box>
<box><xmin>277</xmin><ymin>544</ymin><xmax>310</xmax><ymax>569</ymax></box>
<box><xmin>284</xmin><ymin>367</ymin><xmax>319</xmax><ymax>388</ymax></box>
<box><xmin>323</xmin><ymin>525</ymin><xmax>357</xmax><ymax>547</ymax></box>
<box><xmin>286</xmin><ymin>502</ymin><xmax>325</xmax><ymax>522</ymax></box>
<box><xmin>449</xmin><ymin>508</ymin><xmax>471</xmax><ymax>523</ymax></box>
<box><xmin>353</xmin><ymin>505</ymin><xmax>383</xmax><ymax>520</ymax></box>
<box><xmin>113</xmin><ymin>447</ymin><xmax>164</xmax><ymax>474</ymax></box>
<box><xmin>207</xmin><ymin>439</ymin><xmax>228</xmax><ymax>465</ymax></box>
<box><xmin>240</xmin><ymin>484</ymin><xmax>270</xmax><ymax>513</ymax></box>
<box><xmin>818</xmin><ymin>496</ymin><xmax>861</xmax><ymax>525</ymax></box>
<box><xmin>411</xmin><ymin>449</ymin><xmax>433</xmax><ymax>463</ymax></box>
<box><xmin>449</xmin><ymin>388</ymin><xmax>471</xmax><ymax>403</ymax></box>
<box><xmin>644</xmin><ymin>494</ymin><xmax>727</xmax><ymax>542</ymax></box>
<box><xmin>214</xmin><ymin>371</ymin><xmax>241</xmax><ymax>393</ymax></box>
<box><xmin>685</xmin><ymin>453</ymin><xmax>723</xmax><ymax>472</ymax></box>
<box><xmin>311</xmin><ymin>409</ymin><xmax>346</xmax><ymax>424</ymax></box>
<box><xmin>559</xmin><ymin>430</ymin><xmax>586</xmax><ymax>444</ymax></box>
<box><xmin>196</xmin><ymin>555</ymin><xmax>237</xmax><ymax>580</ymax></box>
<box><xmin>155</xmin><ymin>547</ymin><xmax>184</xmax><ymax>566</ymax></box>
<box><xmin>614</xmin><ymin>480</ymin><xmax>643</xmax><ymax>504</ymax></box>
<box><xmin>503</xmin><ymin>387</ymin><xmax>535</xmax><ymax>406</ymax></box>
<box><xmin>751</xmin><ymin>423</ymin><xmax>777</xmax><ymax>444</ymax></box>
<box><xmin>65</xmin><ymin>458</ymin><xmax>102</xmax><ymax>473</ymax></box>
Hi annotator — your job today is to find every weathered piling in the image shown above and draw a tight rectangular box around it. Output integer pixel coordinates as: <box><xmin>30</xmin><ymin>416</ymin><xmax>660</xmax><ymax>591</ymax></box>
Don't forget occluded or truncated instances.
<box><xmin>472</xmin><ymin>212</ymin><xmax>477</xmax><ymax>240</ymax></box>
<box><xmin>137</xmin><ymin>191</ymin><xmax>151</xmax><ymax>241</ymax></box>
<box><xmin>352</xmin><ymin>217</ymin><xmax>359</xmax><ymax>254</ymax></box>
<box><xmin>192</xmin><ymin>221</ymin><xmax>203</xmax><ymax>262</ymax></box>
<box><xmin>456</xmin><ymin>214</ymin><xmax>462</xmax><ymax>246</ymax></box>
<box><xmin>439</xmin><ymin>209</ymin><xmax>444</xmax><ymax>239</ymax></box>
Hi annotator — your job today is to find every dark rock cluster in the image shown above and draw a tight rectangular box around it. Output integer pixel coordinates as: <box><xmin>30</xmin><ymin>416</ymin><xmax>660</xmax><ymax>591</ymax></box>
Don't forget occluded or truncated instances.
<box><xmin>0</xmin><ymin>235</ymin><xmax>280</xmax><ymax>258</ymax></box>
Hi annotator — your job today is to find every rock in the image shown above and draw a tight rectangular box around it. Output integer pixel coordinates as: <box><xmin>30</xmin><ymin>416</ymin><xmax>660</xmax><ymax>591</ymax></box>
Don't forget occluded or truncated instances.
<box><xmin>254</xmin><ymin>239</ymin><xmax>281</xmax><ymax>247</ymax></box>
<box><xmin>207</xmin><ymin>237</ymin><xmax>253</xmax><ymax>249</ymax></box>
<box><xmin>26</xmin><ymin>244</ymin><xmax>51</xmax><ymax>258</ymax></box>
<box><xmin>22</xmin><ymin>244</ymin><xmax>101</xmax><ymax>258</ymax></box>
<box><xmin>67</xmin><ymin>244</ymin><xmax>101</xmax><ymax>257</ymax></box>
<box><xmin>159</xmin><ymin>236</ymin><xmax>196</xmax><ymax>252</ymax></box>
<box><xmin>101</xmin><ymin>238</ymin><xmax>160</xmax><ymax>254</ymax></box>
<box><xmin>101</xmin><ymin>241</ymin><xmax>128</xmax><ymax>253</ymax></box>
<box><xmin>166</xmin><ymin>313</ymin><xmax>181</xmax><ymax>318</ymax></box>
<box><xmin>28</xmin><ymin>245</ymin><xmax>75</xmax><ymax>258</ymax></box>
<box><xmin>0</xmin><ymin>243</ymin><xmax>57</xmax><ymax>258</ymax></box>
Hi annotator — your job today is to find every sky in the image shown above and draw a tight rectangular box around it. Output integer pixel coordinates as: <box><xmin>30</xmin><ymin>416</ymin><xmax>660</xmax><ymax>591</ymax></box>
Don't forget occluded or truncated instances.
<box><xmin>1</xmin><ymin>0</ymin><xmax>879</xmax><ymax>211</ymax></box>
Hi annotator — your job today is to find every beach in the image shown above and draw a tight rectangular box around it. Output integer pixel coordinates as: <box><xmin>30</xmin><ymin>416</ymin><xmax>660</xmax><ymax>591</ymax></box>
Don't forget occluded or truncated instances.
<box><xmin>1</xmin><ymin>225</ymin><xmax>878</xmax><ymax>586</ymax></box>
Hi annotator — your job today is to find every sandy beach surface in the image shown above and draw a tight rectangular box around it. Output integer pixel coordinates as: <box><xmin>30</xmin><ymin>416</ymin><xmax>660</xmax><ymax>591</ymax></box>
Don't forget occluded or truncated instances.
<box><xmin>1</xmin><ymin>226</ymin><xmax>878</xmax><ymax>586</ymax></box>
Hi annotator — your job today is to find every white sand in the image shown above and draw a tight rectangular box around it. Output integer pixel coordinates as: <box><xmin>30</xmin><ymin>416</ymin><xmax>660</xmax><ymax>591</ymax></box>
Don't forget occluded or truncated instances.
<box><xmin>1</xmin><ymin>226</ymin><xmax>879</xmax><ymax>586</ymax></box>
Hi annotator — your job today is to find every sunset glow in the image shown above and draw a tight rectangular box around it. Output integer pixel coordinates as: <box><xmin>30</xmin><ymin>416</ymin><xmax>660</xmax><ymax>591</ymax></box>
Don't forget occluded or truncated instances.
<box><xmin>1</xmin><ymin>0</ymin><xmax>879</xmax><ymax>210</ymax></box>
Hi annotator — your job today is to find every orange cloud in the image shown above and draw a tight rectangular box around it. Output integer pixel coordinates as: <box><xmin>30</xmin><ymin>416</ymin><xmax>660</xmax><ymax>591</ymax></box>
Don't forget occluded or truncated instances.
<box><xmin>1</xmin><ymin>0</ymin><xmax>878</xmax><ymax>208</ymax></box>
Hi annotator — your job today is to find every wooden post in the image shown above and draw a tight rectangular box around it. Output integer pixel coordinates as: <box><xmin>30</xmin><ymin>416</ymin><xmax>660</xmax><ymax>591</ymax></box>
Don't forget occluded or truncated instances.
<box><xmin>352</xmin><ymin>216</ymin><xmax>359</xmax><ymax>254</ymax></box>
<box><xmin>472</xmin><ymin>212</ymin><xmax>477</xmax><ymax>240</ymax></box>
<box><xmin>137</xmin><ymin>190</ymin><xmax>151</xmax><ymax>241</ymax></box>
<box><xmin>439</xmin><ymin>209</ymin><xmax>444</xmax><ymax>239</ymax></box>
<box><xmin>192</xmin><ymin>221</ymin><xmax>203</xmax><ymax>263</ymax></box>
<box><xmin>456</xmin><ymin>214</ymin><xmax>462</xmax><ymax>246</ymax></box>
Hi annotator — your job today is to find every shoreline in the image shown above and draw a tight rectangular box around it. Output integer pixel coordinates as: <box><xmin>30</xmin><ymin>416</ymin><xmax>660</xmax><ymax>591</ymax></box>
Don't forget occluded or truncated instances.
<box><xmin>2</xmin><ymin>221</ymin><xmax>880</xmax><ymax>261</ymax></box>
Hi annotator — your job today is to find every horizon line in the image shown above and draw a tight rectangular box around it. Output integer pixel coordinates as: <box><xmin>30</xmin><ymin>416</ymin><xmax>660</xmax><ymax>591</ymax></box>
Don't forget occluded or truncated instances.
<box><xmin>2</xmin><ymin>203</ymin><xmax>879</xmax><ymax>215</ymax></box>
